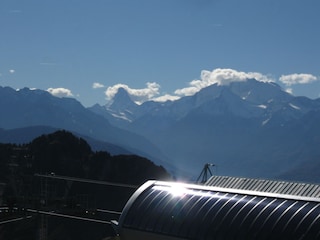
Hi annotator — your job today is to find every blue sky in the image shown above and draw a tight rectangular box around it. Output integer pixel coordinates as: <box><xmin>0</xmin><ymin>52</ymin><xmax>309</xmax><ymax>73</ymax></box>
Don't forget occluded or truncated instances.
<box><xmin>1</xmin><ymin>0</ymin><xmax>320</xmax><ymax>106</ymax></box>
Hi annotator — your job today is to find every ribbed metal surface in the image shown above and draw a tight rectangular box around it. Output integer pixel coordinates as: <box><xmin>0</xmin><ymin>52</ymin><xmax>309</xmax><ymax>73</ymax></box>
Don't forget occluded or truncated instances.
<box><xmin>117</xmin><ymin>181</ymin><xmax>320</xmax><ymax>240</ymax></box>
<box><xmin>205</xmin><ymin>176</ymin><xmax>320</xmax><ymax>198</ymax></box>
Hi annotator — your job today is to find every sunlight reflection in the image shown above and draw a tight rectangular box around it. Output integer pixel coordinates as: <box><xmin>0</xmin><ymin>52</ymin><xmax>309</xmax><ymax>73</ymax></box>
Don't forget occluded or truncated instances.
<box><xmin>153</xmin><ymin>183</ymin><xmax>215</xmax><ymax>198</ymax></box>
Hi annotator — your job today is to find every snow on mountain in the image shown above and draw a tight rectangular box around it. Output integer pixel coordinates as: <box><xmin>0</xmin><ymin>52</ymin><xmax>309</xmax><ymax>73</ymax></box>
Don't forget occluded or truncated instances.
<box><xmin>90</xmin><ymin>78</ymin><xmax>320</xmax><ymax>181</ymax></box>
<box><xmin>107</xmin><ymin>87</ymin><xmax>138</xmax><ymax>121</ymax></box>
<box><xmin>89</xmin><ymin>88</ymin><xmax>139</xmax><ymax>128</ymax></box>
<box><xmin>99</xmin><ymin>78</ymin><xmax>299</xmax><ymax>124</ymax></box>
<box><xmin>93</xmin><ymin>78</ymin><xmax>320</xmax><ymax>136</ymax></box>
<box><xmin>2</xmin><ymin>79</ymin><xmax>320</xmax><ymax>181</ymax></box>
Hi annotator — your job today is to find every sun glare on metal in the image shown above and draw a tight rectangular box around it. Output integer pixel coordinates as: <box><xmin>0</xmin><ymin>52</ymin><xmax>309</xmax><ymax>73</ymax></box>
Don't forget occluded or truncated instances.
<box><xmin>153</xmin><ymin>184</ymin><xmax>187</xmax><ymax>197</ymax></box>
<box><xmin>153</xmin><ymin>183</ymin><xmax>215</xmax><ymax>198</ymax></box>
<box><xmin>168</xmin><ymin>184</ymin><xmax>188</xmax><ymax>197</ymax></box>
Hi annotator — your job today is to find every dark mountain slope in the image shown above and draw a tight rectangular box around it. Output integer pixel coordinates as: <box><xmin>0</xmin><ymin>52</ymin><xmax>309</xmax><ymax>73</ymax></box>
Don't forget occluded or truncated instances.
<box><xmin>0</xmin><ymin>86</ymin><xmax>171</xmax><ymax>169</ymax></box>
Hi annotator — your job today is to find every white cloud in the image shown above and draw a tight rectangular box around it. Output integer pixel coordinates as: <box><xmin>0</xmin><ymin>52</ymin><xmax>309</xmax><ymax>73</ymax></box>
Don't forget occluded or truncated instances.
<box><xmin>279</xmin><ymin>73</ymin><xmax>318</xmax><ymax>86</ymax></box>
<box><xmin>92</xmin><ymin>82</ymin><xmax>105</xmax><ymax>89</ymax></box>
<box><xmin>104</xmin><ymin>68</ymin><xmax>276</xmax><ymax>104</ymax></box>
<box><xmin>105</xmin><ymin>82</ymin><xmax>160</xmax><ymax>104</ymax></box>
<box><xmin>47</xmin><ymin>88</ymin><xmax>74</xmax><ymax>98</ymax></box>
<box><xmin>9</xmin><ymin>69</ymin><xmax>15</xmax><ymax>74</ymax></box>
<box><xmin>152</xmin><ymin>94</ymin><xmax>180</xmax><ymax>102</ymax></box>
<box><xmin>174</xmin><ymin>68</ymin><xmax>274</xmax><ymax>96</ymax></box>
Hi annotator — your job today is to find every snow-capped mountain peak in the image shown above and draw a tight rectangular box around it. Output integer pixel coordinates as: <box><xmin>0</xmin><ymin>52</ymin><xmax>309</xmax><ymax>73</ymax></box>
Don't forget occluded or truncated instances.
<box><xmin>100</xmin><ymin>78</ymin><xmax>313</xmax><ymax>124</ymax></box>
<box><xmin>105</xmin><ymin>87</ymin><xmax>138</xmax><ymax>122</ymax></box>
<box><xmin>107</xmin><ymin>88</ymin><xmax>137</xmax><ymax>110</ymax></box>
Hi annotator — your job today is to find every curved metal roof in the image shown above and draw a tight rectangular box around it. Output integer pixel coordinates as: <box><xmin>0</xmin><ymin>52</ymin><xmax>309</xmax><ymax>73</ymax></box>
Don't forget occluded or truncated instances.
<box><xmin>116</xmin><ymin>180</ymin><xmax>320</xmax><ymax>240</ymax></box>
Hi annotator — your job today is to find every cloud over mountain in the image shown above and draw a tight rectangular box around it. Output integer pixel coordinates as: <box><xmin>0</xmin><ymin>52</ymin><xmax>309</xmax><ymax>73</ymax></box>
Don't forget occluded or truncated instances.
<box><xmin>174</xmin><ymin>68</ymin><xmax>274</xmax><ymax>97</ymax></box>
<box><xmin>100</xmin><ymin>68</ymin><xmax>319</xmax><ymax>105</ymax></box>
<box><xmin>47</xmin><ymin>87</ymin><xmax>74</xmax><ymax>97</ymax></box>
<box><xmin>104</xmin><ymin>68</ymin><xmax>275</xmax><ymax>104</ymax></box>
<box><xmin>105</xmin><ymin>82</ymin><xmax>160</xmax><ymax>104</ymax></box>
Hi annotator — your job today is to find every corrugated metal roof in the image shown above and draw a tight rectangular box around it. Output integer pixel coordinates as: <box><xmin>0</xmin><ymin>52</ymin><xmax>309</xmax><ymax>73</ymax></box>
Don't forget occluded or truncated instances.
<box><xmin>205</xmin><ymin>176</ymin><xmax>320</xmax><ymax>198</ymax></box>
<box><xmin>117</xmin><ymin>180</ymin><xmax>320</xmax><ymax>240</ymax></box>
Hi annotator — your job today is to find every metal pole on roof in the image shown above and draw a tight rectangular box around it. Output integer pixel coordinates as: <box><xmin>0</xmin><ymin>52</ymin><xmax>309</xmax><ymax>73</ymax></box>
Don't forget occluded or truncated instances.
<box><xmin>196</xmin><ymin>163</ymin><xmax>214</xmax><ymax>184</ymax></box>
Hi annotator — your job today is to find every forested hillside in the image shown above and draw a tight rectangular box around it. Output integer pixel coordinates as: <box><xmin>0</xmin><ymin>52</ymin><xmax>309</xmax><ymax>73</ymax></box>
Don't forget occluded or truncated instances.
<box><xmin>0</xmin><ymin>130</ymin><xmax>171</xmax><ymax>240</ymax></box>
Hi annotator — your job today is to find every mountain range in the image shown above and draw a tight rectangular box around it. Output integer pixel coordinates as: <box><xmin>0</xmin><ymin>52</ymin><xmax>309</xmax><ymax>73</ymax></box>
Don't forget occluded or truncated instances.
<box><xmin>1</xmin><ymin>80</ymin><xmax>320</xmax><ymax>182</ymax></box>
<box><xmin>0</xmin><ymin>86</ymin><xmax>170</xmax><ymax>167</ymax></box>
<box><xmin>89</xmin><ymin>79</ymin><xmax>320</xmax><ymax>182</ymax></box>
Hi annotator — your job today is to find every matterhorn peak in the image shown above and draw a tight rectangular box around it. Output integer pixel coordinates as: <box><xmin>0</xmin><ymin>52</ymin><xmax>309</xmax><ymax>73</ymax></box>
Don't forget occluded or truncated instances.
<box><xmin>108</xmin><ymin>87</ymin><xmax>138</xmax><ymax>113</ymax></box>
